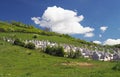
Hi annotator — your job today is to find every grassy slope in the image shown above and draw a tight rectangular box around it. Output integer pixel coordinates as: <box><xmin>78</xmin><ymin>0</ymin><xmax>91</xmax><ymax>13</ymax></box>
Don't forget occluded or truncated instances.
<box><xmin>0</xmin><ymin>40</ymin><xmax>120</xmax><ymax>77</ymax></box>
<box><xmin>0</xmin><ymin>21</ymin><xmax>41</xmax><ymax>33</ymax></box>
<box><xmin>0</xmin><ymin>32</ymin><xmax>82</xmax><ymax>46</ymax></box>
<box><xmin>0</xmin><ymin>21</ymin><xmax>96</xmax><ymax>45</ymax></box>
<box><xmin>0</xmin><ymin>21</ymin><xmax>110</xmax><ymax>50</ymax></box>
<box><xmin>0</xmin><ymin>21</ymin><xmax>119</xmax><ymax>77</ymax></box>
<box><xmin>0</xmin><ymin>32</ymin><xmax>113</xmax><ymax>52</ymax></box>
<box><xmin>0</xmin><ymin>21</ymin><xmax>81</xmax><ymax>46</ymax></box>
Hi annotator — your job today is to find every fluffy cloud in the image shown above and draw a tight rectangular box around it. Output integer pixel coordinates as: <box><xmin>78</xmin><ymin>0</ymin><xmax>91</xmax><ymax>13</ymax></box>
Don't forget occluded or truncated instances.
<box><xmin>100</xmin><ymin>26</ymin><xmax>108</xmax><ymax>32</ymax></box>
<box><xmin>104</xmin><ymin>39</ymin><xmax>120</xmax><ymax>45</ymax></box>
<box><xmin>84</xmin><ymin>33</ymin><xmax>94</xmax><ymax>37</ymax></box>
<box><xmin>31</xmin><ymin>6</ymin><xmax>94</xmax><ymax>35</ymax></box>
<box><xmin>31</xmin><ymin>17</ymin><xmax>41</xmax><ymax>24</ymax></box>
<box><xmin>93</xmin><ymin>40</ymin><xmax>102</xmax><ymax>44</ymax></box>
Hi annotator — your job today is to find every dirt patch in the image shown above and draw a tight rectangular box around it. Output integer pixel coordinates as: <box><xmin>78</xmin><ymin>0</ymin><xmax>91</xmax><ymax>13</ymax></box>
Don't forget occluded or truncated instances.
<box><xmin>61</xmin><ymin>62</ymin><xmax>93</xmax><ymax>67</ymax></box>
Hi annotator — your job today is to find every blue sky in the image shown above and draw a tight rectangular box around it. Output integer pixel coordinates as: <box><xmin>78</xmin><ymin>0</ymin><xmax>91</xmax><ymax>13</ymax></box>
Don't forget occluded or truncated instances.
<box><xmin>0</xmin><ymin>0</ymin><xmax>120</xmax><ymax>45</ymax></box>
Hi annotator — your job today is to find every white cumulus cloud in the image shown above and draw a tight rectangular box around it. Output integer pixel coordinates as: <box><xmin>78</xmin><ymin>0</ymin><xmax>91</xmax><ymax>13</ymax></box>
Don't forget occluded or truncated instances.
<box><xmin>31</xmin><ymin>17</ymin><xmax>41</xmax><ymax>24</ymax></box>
<box><xmin>100</xmin><ymin>26</ymin><xmax>108</xmax><ymax>32</ymax></box>
<box><xmin>84</xmin><ymin>33</ymin><xmax>94</xmax><ymax>37</ymax></box>
<box><xmin>93</xmin><ymin>40</ymin><xmax>102</xmax><ymax>44</ymax></box>
<box><xmin>31</xmin><ymin>6</ymin><xmax>94</xmax><ymax>35</ymax></box>
<box><xmin>104</xmin><ymin>39</ymin><xmax>120</xmax><ymax>45</ymax></box>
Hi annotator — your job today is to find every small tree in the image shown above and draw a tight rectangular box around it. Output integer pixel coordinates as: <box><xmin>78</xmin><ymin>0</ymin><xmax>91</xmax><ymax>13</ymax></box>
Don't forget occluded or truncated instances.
<box><xmin>0</xmin><ymin>28</ymin><xmax>6</xmax><ymax>32</ymax></box>
<box><xmin>73</xmin><ymin>50</ymin><xmax>81</xmax><ymax>59</ymax></box>
<box><xmin>68</xmin><ymin>50</ymin><xmax>75</xmax><ymax>58</ymax></box>
<box><xmin>56</xmin><ymin>46</ymin><xmax>64</xmax><ymax>57</ymax></box>
<box><xmin>14</xmin><ymin>38</ymin><xmax>25</xmax><ymax>47</ymax></box>
<box><xmin>25</xmin><ymin>43</ymin><xmax>35</xmax><ymax>49</ymax></box>
<box><xmin>45</xmin><ymin>46</ymin><xmax>64</xmax><ymax>57</ymax></box>
<box><xmin>45</xmin><ymin>46</ymin><xmax>50</xmax><ymax>54</ymax></box>
<box><xmin>33</xmin><ymin>35</ymin><xmax>38</xmax><ymax>39</ymax></box>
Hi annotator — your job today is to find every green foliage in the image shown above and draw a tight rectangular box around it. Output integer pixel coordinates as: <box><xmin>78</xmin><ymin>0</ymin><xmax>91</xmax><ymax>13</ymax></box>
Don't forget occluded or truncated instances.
<box><xmin>0</xmin><ymin>40</ymin><xmax>120</xmax><ymax>77</ymax></box>
<box><xmin>0</xmin><ymin>28</ymin><xmax>6</xmax><ymax>32</ymax></box>
<box><xmin>45</xmin><ymin>46</ymin><xmax>64</xmax><ymax>57</ymax></box>
<box><xmin>61</xmin><ymin>34</ymin><xmax>72</xmax><ymax>38</ymax></box>
<box><xmin>1</xmin><ymin>20</ymin><xmax>120</xmax><ymax>77</ymax></box>
<box><xmin>14</xmin><ymin>38</ymin><xmax>25</xmax><ymax>47</ymax></box>
<box><xmin>114</xmin><ymin>44</ymin><xmax>120</xmax><ymax>49</ymax></box>
<box><xmin>56</xmin><ymin>46</ymin><xmax>64</xmax><ymax>57</ymax></box>
<box><xmin>73</xmin><ymin>50</ymin><xmax>82</xmax><ymax>58</ymax></box>
<box><xmin>40</xmin><ymin>31</ymin><xmax>60</xmax><ymax>36</ymax></box>
<box><xmin>0</xmin><ymin>42</ymin><xmax>4</xmax><ymax>45</ymax></box>
<box><xmin>0</xmin><ymin>20</ymin><xmax>118</xmax><ymax>52</ymax></box>
<box><xmin>0</xmin><ymin>32</ymin><xmax>115</xmax><ymax>52</ymax></box>
<box><xmin>11</xmin><ymin>21</ymin><xmax>27</xmax><ymax>28</ymax></box>
<box><xmin>25</xmin><ymin>42</ymin><xmax>35</xmax><ymax>49</ymax></box>
<box><xmin>0</xmin><ymin>21</ymin><xmax>41</xmax><ymax>33</ymax></box>
<box><xmin>33</xmin><ymin>34</ymin><xmax>38</xmax><ymax>39</ymax></box>
<box><xmin>67</xmin><ymin>50</ymin><xmax>81</xmax><ymax>59</ymax></box>
<box><xmin>112</xmin><ymin>62</ymin><xmax>120</xmax><ymax>71</ymax></box>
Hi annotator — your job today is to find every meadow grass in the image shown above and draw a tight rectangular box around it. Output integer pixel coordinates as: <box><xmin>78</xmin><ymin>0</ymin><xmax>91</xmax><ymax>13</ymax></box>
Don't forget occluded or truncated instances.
<box><xmin>0</xmin><ymin>32</ymin><xmax>82</xmax><ymax>46</ymax></box>
<box><xmin>0</xmin><ymin>40</ymin><xmax>120</xmax><ymax>77</ymax></box>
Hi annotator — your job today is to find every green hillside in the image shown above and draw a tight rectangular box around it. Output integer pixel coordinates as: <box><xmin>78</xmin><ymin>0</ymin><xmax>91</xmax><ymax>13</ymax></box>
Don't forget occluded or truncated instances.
<box><xmin>0</xmin><ymin>21</ymin><xmax>41</xmax><ymax>33</ymax></box>
<box><xmin>0</xmin><ymin>21</ymin><xmax>112</xmax><ymax>51</ymax></box>
<box><xmin>0</xmin><ymin>40</ymin><xmax>120</xmax><ymax>77</ymax></box>
<box><xmin>0</xmin><ymin>21</ymin><xmax>120</xmax><ymax>77</ymax></box>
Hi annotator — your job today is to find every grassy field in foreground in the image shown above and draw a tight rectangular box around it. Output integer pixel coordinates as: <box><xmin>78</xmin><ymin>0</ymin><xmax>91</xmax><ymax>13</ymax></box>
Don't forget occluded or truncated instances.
<box><xmin>0</xmin><ymin>40</ymin><xmax>120</xmax><ymax>77</ymax></box>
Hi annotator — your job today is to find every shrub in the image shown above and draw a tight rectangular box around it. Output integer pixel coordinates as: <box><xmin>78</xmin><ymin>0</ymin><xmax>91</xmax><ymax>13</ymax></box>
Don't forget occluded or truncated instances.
<box><xmin>56</xmin><ymin>46</ymin><xmax>64</xmax><ymax>57</ymax></box>
<box><xmin>73</xmin><ymin>50</ymin><xmax>81</xmax><ymax>58</ymax></box>
<box><xmin>25</xmin><ymin>42</ymin><xmax>35</xmax><ymax>49</ymax></box>
<box><xmin>33</xmin><ymin>35</ymin><xmax>38</xmax><ymax>39</ymax></box>
<box><xmin>68</xmin><ymin>50</ymin><xmax>81</xmax><ymax>59</ymax></box>
<box><xmin>62</xmin><ymin>34</ymin><xmax>72</xmax><ymax>39</ymax></box>
<box><xmin>112</xmin><ymin>62</ymin><xmax>120</xmax><ymax>71</ymax></box>
<box><xmin>0</xmin><ymin>42</ymin><xmax>4</xmax><ymax>45</ymax></box>
<box><xmin>45</xmin><ymin>46</ymin><xmax>64</xmax><ymax>57</ymax></box>
<box><xmin>114</xmin><ymin>44</ymin><xmax>120</xmax><ymax>49</ymax></box>
<box><xmin>68</xmin><ymin>50</ymin><xmax>75</xmax><ymax>58</ymax></box>
<box><xmin>0</xmin><ymin>28</ymin><xmax>6</xmax><ymax>32</ymax></box>
<box><xmin>14</xmin><ymin>38</ymin><xmax>25</xmax><ymax>47</ymax></box>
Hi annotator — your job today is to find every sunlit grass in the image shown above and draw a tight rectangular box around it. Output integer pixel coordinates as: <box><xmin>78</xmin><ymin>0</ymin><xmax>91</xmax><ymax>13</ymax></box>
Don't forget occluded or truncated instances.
<box><xmin>0</xmin><ymin>40</ymin><xmax>119</xmax><ymax>77</ymax></box>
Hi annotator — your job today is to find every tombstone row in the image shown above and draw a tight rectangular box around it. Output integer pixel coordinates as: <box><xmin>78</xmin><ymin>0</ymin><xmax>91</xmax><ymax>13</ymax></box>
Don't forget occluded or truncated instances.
<box><xmin>2</xmin><ymin>38</ymin><xmax>120</xmax><ymax>61</ymax></box>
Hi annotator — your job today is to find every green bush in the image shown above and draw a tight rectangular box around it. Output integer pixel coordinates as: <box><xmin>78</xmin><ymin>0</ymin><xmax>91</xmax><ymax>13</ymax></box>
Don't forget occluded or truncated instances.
<box><xmin>25</xmin><ymin>42</ymin><xmax>35</xmax><ymax>49</ymax></box>
<box><xmin>112</xmin><ymin>62</ymin><xmax>120</xmax><ymax>71</ymax></box>
<box><xmin>56</xmin><ymin>46</ymin><xmax>64</xmax><ymax>57</ymax></box>
<box><xmin>68</xmin><ymin>50</ymin><xmax>75</xmax><ymax>58</ymax></box>
<box><xmin>68</xmin><ymin>50</ymin><xmax>81</xmax><ymax>59</ymax></box>
<box><xmin>14</xmin><ymin>38</ymin><xmax>25</xmax><ymax>47</ymax></box>
<box><xmin>33</xmin><ymin>35</ymin><xmax>38</xmax><ymax>39</ymax></box>
<box><xmin>114</xmin><ymin>44</ymin><xmax>120</xmax><ymax>49</ymax></box>
<box><xmin>0</xmin><ymin>28</ymin><xmax>6</xmax><ymax>32</ymax></box>
<box><xmin>73</xmin><ymin>50</ymin><xmax>81</xmax><ymax>58</ymax></box>
<box><xmin>45</xmin><ymin>46</ymin><xmax>64</xmax><ymax>57</ymax></box>
<box><xmin>0</xmin><ymin>42</ymin><xmax>4</xmax><ymax>45</ymax></box>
